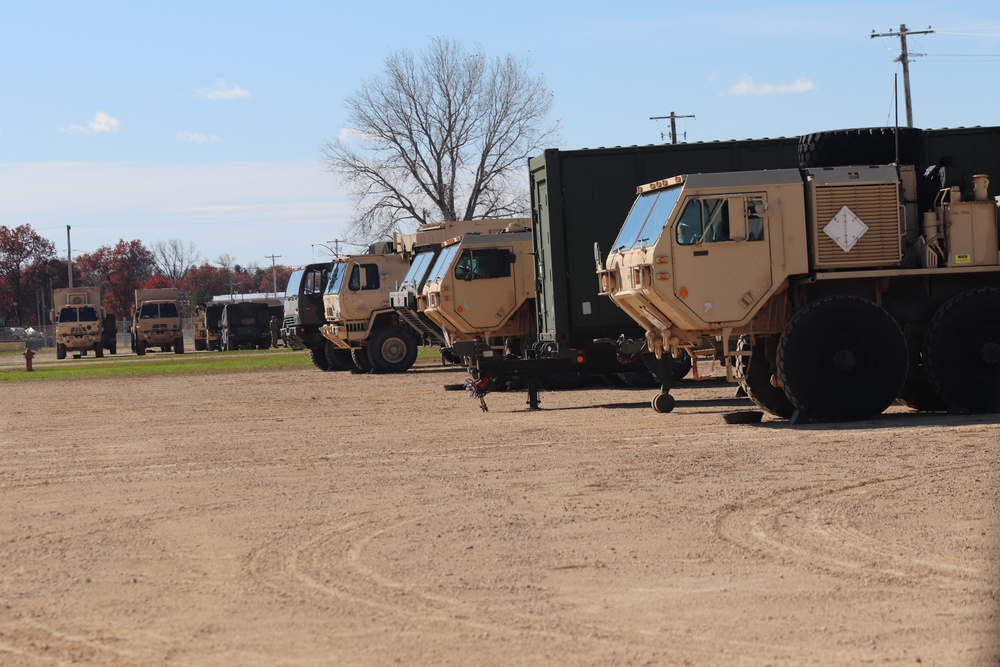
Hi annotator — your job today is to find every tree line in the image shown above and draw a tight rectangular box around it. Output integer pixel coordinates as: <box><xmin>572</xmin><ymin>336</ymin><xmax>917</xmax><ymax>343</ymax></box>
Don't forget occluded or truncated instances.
<box><xmin>0</xmin><ymin>225</ymin><xmax>293</xmax><ymax>328</ymax></box>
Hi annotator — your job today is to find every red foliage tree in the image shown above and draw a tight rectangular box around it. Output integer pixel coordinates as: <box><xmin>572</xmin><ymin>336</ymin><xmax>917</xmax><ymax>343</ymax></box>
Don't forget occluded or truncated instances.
<box><xmin>0</xmin><ymin>224</ymin><xmax>57</xmax><ymax>326</ymax></box>
<box><xmin>76</xmin><ymin>240</ymin><xmax>155</xmax><ymax>317</ymax></box>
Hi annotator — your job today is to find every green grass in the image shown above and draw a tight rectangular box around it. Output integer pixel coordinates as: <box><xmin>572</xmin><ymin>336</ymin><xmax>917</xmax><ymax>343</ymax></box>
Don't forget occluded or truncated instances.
<box><xmin>0</xmin><ymin>348</ymin><xmax>314</xmax><ymax>382</ymax></box>
<box><xmin>1</xmin><ymin>345</ymin><xmax>446</xmax><ymax>383</ymax></box>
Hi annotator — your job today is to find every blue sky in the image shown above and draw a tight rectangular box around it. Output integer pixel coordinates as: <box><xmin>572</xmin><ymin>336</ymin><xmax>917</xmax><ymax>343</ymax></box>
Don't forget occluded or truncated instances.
<box><xmin>2</xmin><ymin>1</ymin><xmax>998</xmax><ymax>271</ymax></box>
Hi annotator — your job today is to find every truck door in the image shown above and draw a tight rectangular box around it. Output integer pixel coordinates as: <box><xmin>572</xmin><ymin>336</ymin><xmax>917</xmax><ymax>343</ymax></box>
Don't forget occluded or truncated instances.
<box><xmin>449</xmin><ymin>246</ymin><xmax>518</xmax><ymax>330</ymax></box>
<box><xmin>670</xmin><ymin>194</ymin><xmax>773</xmax><ymax>326</ymax></box>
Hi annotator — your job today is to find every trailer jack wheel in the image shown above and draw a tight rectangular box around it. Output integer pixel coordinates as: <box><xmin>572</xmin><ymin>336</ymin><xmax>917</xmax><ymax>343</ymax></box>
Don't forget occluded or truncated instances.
<box><xmin>651</xmin><ymin>392</ymin><xmax>675</xmax><ymax>413</ymax></box>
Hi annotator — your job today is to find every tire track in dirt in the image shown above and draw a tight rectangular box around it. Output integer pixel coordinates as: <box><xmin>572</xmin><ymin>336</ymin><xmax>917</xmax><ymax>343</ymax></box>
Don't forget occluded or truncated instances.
<box><xmin>714</xmin><ymin>462</ymin><xmax>995</xmax><ymax>588</ymax></box>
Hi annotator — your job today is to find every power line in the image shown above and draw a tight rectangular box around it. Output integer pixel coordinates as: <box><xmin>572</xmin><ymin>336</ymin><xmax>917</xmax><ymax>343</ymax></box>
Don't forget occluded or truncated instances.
<box><xmin>871</xmin><ymin>24</ymin><xmax>934</xmax><ymax>128</ymax></box>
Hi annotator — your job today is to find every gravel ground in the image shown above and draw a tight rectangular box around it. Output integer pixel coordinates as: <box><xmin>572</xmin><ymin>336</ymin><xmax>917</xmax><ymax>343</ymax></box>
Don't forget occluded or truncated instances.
<box><xmin>1</xmin><ymin>356</ymin><xmax>998</xmax><ymax>665</ymax></box>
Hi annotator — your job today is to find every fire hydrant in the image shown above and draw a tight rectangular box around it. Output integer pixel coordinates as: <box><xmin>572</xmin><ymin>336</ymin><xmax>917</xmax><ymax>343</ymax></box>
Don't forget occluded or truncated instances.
<box><xmin>23</xmin><ymin>347</ymin><xmax>35</xmax><ymax>372</ymax></box>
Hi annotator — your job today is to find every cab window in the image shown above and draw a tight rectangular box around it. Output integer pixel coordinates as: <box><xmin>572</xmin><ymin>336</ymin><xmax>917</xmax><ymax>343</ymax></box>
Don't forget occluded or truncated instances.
<box><xmin>347</xmin><ymin>263</ymin><xmax>380</xmax><ymax>291</ymax></box>
<box><xmin>454</xmin><ymin>249</ymin><xmax>513</xmax><ymax>280</ymax></box>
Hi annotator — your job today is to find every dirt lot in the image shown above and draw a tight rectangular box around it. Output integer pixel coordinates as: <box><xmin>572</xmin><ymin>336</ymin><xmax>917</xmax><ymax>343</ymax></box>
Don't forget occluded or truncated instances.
<box><xmin>1</xmin><ymin>355</ymin><xmax>998</xmax><ymax>666</ymax></box>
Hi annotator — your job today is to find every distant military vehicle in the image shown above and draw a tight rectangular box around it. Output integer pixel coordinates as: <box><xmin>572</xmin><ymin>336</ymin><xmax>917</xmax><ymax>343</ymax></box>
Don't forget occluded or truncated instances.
<box><xmin>52</xmin><ymin>286</ymin><xmax>116</xmax><ymax>359</ymax></box>
<box><xmin>132</xmin><ymin>288</ymin><xmax>184</xmax><ymax>355</ymax></box>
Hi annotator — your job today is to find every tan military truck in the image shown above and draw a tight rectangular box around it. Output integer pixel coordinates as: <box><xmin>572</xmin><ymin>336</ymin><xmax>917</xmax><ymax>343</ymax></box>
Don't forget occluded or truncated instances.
<box><xmin>419</xmin><ymin>224</ymin><xmax>535</xmax><ymax>360</ymax></box>
<box><xmin>193</xmin><ymin>303</ymin><xmax>225</xmax><ymax>351</ymax></box>
<box><xmin>51</xmin><ymin>286</ymin><xmax>117</xmax><ymax>359</ymax></box>
<box><xmin>320</xmin><ymin>220</ymin><xmax>517</xmax><ymax>373</ymax></box>
<box><xmin>598</xmin><ymin>156</ymin><xmax>1000</xmax><ymax>421</ymax></box>
<box><xmin>131</xmin><ymin>288</ymin><xmax>184</xmax><ymax>355</ymax></box>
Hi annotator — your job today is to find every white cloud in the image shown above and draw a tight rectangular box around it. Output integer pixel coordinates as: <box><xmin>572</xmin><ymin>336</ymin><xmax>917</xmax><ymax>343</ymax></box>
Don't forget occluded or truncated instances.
<box><xmin>61</xmin><ymin>111</ymin><xmax>121</xmax><ymax>134</ymax></box>
<box><xmin>176</xmin><ymin>132</ymin><xmax>222</xmax><ymax>144</ymax></box>
<box><xmin>729</xmin><ymin>76</ymin><xmax>817</xmax><ymax>96</ymax></box>
<box><xmin>338</xmin><ymin>127</ymin><xmax>376</xmax><ymax>143</ymax></box>
<box><xmin>197</xmin><ymin>80</ymin><xmax>252</xmax><ymax>100</ymax></box>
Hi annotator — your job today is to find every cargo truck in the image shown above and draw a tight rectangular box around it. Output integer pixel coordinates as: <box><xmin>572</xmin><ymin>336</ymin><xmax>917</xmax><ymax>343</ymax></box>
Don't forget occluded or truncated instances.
<box><xmin>320</xmin><ymin>219</ymin><xmax>518</xmax><ymax>373</ymax></box>
<box><xmin>51</xmin><ymin>286</ymin><xmax>117</xmax><ymax>359</ymax></box>
<box><xmin>598</xmin><ymin>127</ymin><xmax>1000</xmax><ymax>421</ymax></box>
<box><xmin>459</xmin><ymin>126</ymin><xmax>1000</xmax><ymax>409</ymax></box>
<box><xmin>131</xmin><ymin>288</ymin><xmax>184</xmax><ymax>355</ymax></box>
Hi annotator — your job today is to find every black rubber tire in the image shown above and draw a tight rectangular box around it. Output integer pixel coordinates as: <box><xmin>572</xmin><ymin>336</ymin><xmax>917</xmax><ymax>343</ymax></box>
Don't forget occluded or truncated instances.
<box><xmin>351</xmin><ymin>347</ymin><xmax>372</xmax><ymax>373</ymax></box>
<box><xmin>367</xmin><ymin>326</ymin><xmax>417</xmax><ymax>373</ymax></box>
<box><xmin>194</xmin><ymin>338</ymin><xmax>206</xmax><ymax>351</ymax></box>
<box><xmin>94</xmin><ymin>342</ymin><xmax>104</xmax><ymax>358</ymax></box>
<box><xmin>798</xmin><ymin>127</ymin><xmax>925</xmax><ymax>168</ymax></box>
<box><xmin>324</xmin><ymin>341</ymin><xmax>354</xmax><ymax>371</ymax></box>
<box><xmin>651</xmin><ymin>392</ymin><xmax>675</xmax><ymax>413</ymax></box>
<box><xmin>56</xmin><ymin>344</ymin><xmax>66</xmax><ymax>360</ymax></box>
<box><xmin>308</xmin><ymin>345</ymin><xmax>331</xmax><ymax>371</ymax></box>
<box><xmin>136</xmin><ymin>340</ymin><xmax>146</xmax><ymax>356</ymax></box>
<box><xmin>109</xmin><ymin>341</ymin><xmax>117</xmax><ymax>355</ymax></box>
<box><xmin>777</xmin><ymin>296</ymin><xmax>908</xmax><ymax>422</ymax></box>
<box><xmin>175</xmin><ymin>338</ymin><xmax>184</xmax><ymax>354</ymax></box>
<box><xmin>923</xmin><ymin>288</ymin><xmax>1000</xmax><ymax>413</ymax></box>
<box><xmin>737</xmin><ymin>336</ymin><xmax>795</xmax><ymax>419</ymax></box>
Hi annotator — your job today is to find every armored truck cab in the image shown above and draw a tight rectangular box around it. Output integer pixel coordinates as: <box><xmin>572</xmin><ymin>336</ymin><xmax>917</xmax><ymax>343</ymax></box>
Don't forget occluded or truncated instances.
<box><xmin>421</xmin><ymin>227</ymin><xmax>535</xmax><ymax>356</ymax></box>
<box><xmin>132</xmin><ymin>288</ymin><xmax>184</xmax><ymax>355</ymax></box>
<box><xmin>600</xmin><ymin>159</ymin><xmax>1000</xmax><ymax>421</ymax></box>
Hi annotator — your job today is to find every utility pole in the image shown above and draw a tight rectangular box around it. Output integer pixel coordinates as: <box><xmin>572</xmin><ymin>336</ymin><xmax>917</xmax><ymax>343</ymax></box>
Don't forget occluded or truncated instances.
<box><xmin>265</xmin><ymin>254</ymin><xmax>282</xmax><ymax>297</ymax></box>
<box><xmin>871</xmin><ymin>24</ymin><xmax>934</xmax><ymax>128</ymax></box>
<box><xmin>650</xmin><ymin>113</ymin><xmax>696</xmax><ymax>144</ymax></box>
<box><xmin>66</xmin><ymin>225</ymin><xmax>73</xmax><ymax>288</ymax></box>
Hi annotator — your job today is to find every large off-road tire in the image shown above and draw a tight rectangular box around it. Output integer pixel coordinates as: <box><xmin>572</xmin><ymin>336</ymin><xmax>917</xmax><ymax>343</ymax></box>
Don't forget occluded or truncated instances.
<box><xmin>737</xmin><ymin>336</ymin><xmax>794</xmax><ymax>419</ymax></box>
<box><xmin>308</xmin><ymin>345</ymin><xmax>331</xmax><ymax>371</ymax></box>
<box><xmin>324</xmin><ymin>341</ymin><xmax>354</xmax><ymax>371</ymax></box>
<box><xmin>174</xmin><ymin>337</ymin><xmax>184</xmax><ymax>354</ymax></box>
<box><xmin>109</xmin><ymin>340</ymin><xmax>117</xmax><ymax>355</ymax></box>
<box><xmin>923</xmin><ymin>288</ymin><xmax>1000</xmax><ymax>413</ymax></box>
<box><xmin>351</xmin><ymin>347</ymin><xmax>372</xmax><ymax>374</ymax></box>
<box><xmin>777</xmin><ymin>295</ymin><xmax>907</xmax><ymax>422</ymax></box>
<box><xmin>56</xmin><ymin>344</ymin><xmax>66</xmax><ymax>360</ymax></box>
<box><xmin>94</xmin><ymin>342</ymin><xmax>104</xmax><ymax>358</ymax></box>
<box><xmin>136</xmin><ymin>340</ymin><xmax>146</xmax><ymax>356</ymax></box>
<box><xmin>194</xmin><ymin>338</ymin><xmax>206</xmax><ymax>351</ymax></box>
<box><xmin>797</xmin><ymin>127</ymin><xmax>925</xmax><ymax>169</ymax></box>
<box><xmin>367</xmin><ymin>326</ymin><xmax>417</xmax><ymax>373</ymax></box>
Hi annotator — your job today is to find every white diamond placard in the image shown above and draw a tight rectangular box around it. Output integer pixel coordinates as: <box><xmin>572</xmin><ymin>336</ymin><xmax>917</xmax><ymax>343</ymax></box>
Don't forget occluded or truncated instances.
<box><xmin>823</xmin><ymin>205</ymin><xmax>868</xmax><ymax>252</ymax></box>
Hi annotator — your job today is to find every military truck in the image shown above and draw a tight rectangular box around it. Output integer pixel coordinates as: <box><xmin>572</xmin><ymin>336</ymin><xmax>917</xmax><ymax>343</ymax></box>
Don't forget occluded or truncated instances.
<box><xmin>598</xmin><ymin>128</ymin><xmax>1000</xmax><ymax>421</ymax></box>
<box><xmin>420</xmin><ymin>225</ymin><xmax>535</xmax><ymax>360</ymax></box>
<box><xmin>282</xmin><ymin>261</ymin><xmax>349</xmax><ymax>370</ymax></box>
<box><xmin>131</xmin><ymin>288</ymin><xmax>184</xmax><ymax>355</ymax></box>
<box><xmin>455</xmin><ymin>126</ymin><xmax>1000</xmax><ymax>409</ymax></box>
<box><xmin>320</xmin><ymin>220</ymin><xmax>517</xmax><ymax>373</ymax></box>
<box><xmin>193</xmin><ymin>302</ymin><xmax>225</xmax><ymax>351</ymax></box>
<box><xmin>219</xmin><ymin>301</ymin><xmax>271</xmax><ymax>350</ymax></box>
<box><xmin>51</xmin><ymin>286</ymin><xmax>117</xmax><ymax>359</ymax></box>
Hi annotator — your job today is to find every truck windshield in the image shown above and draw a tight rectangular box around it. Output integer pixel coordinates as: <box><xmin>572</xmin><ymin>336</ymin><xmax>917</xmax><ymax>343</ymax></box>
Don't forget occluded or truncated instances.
<box><xmin>324</xmin><ymin>262</ymin><xmax>345</xmax><ymax>294</ymax></box>
<box><xmin>401</xmin><ymin>250</ymin><xmax>435</xmax><ymax>289</ymax></box>
<box><xmin>78</xmin><ymin>306</ymin><xmax>99</xmax><ymax>322</ymax></box>
<box><xmin>285</xmin><ymin>269</ymin><xmax>304</xmax><ymax>295</ymax></box>
<box><xmin>139</xmin><ymin>304</ymin><xmax>159</xmax><ymax>319</ymax></box>
<box><xmin>58</xmin><ymin>307</ymin><xmax>78</xmax><ymax>322</ymax></box>
<box><xmin>160</xmin><ymin>303</ymin><xmax>179</xmax><ymax>318</ymax></box>
<box><xmin>427</xmin><ymin>245</ymin><xmax>460</xmax><ymax>283</ymax></box>
<box><xmin>613</xmin><ymin>187</ymin><xmax>682</xmax><ymax>251</ymax></box>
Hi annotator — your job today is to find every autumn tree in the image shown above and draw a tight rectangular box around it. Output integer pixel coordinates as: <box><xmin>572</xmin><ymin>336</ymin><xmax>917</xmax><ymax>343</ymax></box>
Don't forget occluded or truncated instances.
<box><xmin>322</xmin><ymin>37</ymin><xmax>558</xmax><ymax>240</ymax></box>
<box><xmin>0</xmin><ymin>224</ymin><xmax>56</xmax><ymax>326</ymax></box>
<box><xmin>76</xmin><ymin>240</ymin><xmax>155</xmax><ymax>316</ymax></box>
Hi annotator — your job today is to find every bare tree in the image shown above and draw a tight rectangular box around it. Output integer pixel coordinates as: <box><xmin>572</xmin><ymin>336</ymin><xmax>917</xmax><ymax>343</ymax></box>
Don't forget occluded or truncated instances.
<box><xmin>151</xmin><ymin>239</ymin><xmax>200</xmax><ymax>281</ymax></box>
<box><xmin>322</xmin><ymin>37</ymin><xmax>558</xmax><ymax>240</ymax></box>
